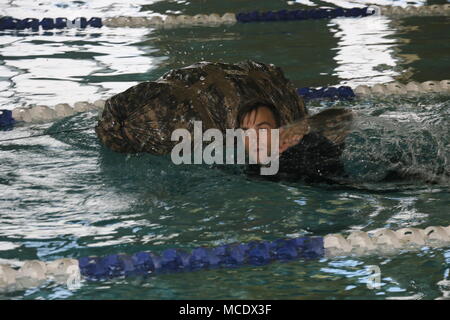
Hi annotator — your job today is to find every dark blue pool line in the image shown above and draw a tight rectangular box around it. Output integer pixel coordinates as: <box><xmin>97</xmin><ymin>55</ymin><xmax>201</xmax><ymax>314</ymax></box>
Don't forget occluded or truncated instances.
<box><xmin>236</xmin><ymin>7</ymin><xmax>374</xmax><ymax>23</ymax></box>
<box><xmin>0</xmin><ymin>17</ymin><xmax>102</xmax><ymax>31</ymax></box>
<box><xmin>0</xmin><ymin>86</ymin><xmax>355</xmax><ymax>130</ymax></box>
<box><xmin>297</xmin><ymin>86</ymin><xmax>355</xmax><ymax>100</ymax></box>
<box><xmin>0</xmin><ymin>7</ymin><xmax>374</xmax><ymax>31</ymax></box>
<box><xmin>78</xmin><ymin>236</ymin><xmax>324</xmax><ymax>280</ymax></box>
<box><xmin>0</xmin><ymin>109</ymin><xmax>15</xmax><ymax>130</ymax></box>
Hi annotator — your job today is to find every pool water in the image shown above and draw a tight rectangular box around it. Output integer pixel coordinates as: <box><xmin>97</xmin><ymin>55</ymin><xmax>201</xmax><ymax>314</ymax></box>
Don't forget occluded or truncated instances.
<box><xmin>0</xmin><ymin>0</ymin><xmax>449</xmax><ymax>300</ymax></box>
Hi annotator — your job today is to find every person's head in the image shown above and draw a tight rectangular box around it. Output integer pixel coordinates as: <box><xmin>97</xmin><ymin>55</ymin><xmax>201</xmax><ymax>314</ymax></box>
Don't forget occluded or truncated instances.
<box><xmin>237</xmin><ymin>100</ymin><xmax>281</xmax><ymax>164</ymax></box>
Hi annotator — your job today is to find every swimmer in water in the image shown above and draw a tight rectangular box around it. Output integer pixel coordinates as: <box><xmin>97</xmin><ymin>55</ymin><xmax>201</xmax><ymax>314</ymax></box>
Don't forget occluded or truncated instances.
<box><xmin>237</xmin><ymin>100</ymin><xmax>450</xmax><ymax>185</ymax></box>
<box><xmin>95</xmin><ymin>60</ymin><xmax>449</xmax><ymax>185</ymax></box>
<box><xmin>237</xmin><ymin>99</ymin><xmax>353</xmax><ymax>183</ymax></box>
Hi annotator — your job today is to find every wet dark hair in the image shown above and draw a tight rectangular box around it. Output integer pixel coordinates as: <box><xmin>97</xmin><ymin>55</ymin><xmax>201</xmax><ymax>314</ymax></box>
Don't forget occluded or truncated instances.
<box><xmin>236</xmin><ymin>99</ymin><xmax>281</xmax><ymax>128</ymax></box>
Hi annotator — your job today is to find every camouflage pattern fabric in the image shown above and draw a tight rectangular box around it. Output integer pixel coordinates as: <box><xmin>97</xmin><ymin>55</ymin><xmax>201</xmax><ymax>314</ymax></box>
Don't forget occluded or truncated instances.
<box><xmin>95</xmin><ymin>60</ymin><xmax>307</xmax><ymax>154</ymax></box>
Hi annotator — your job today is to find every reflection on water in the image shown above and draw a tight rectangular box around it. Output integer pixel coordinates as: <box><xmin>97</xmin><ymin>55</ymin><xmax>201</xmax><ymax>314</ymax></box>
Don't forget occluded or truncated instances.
<box><xmin>0</xmin><ymin>0</ymin><xmax>158</xmax><ymax>19</ymax></box>
<box><xmin>390</xmin><ymin>15</ymin><xmax>450</xmax><ymax>82</ymax></box>
<box><xmin>330</xmin><ymin>14</ymin><xmax>399</xmax><ymax>86</ymax></box>
<box><xmin>0</xmin><ymin>0</ymin><xmax>166</xmax><ymax>108</ymax></box>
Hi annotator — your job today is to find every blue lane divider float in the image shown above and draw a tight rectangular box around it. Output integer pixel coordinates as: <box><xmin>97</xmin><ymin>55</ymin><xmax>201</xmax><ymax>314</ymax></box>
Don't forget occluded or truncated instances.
<box><xmin>235</xmin><ymin>7</ymin><xmax>374</xmax><ymax>23</ymax></box>
<box><xmin>78</xmin><ymin>236</ymin><xmax>324</xmax><ymax>280</ymax></box>
<box><xmin>0</xmin><ymin>16</ymin><xmax>102</xmax><ymax>31</ymax></box>
<box><xmin>0</xmin><ymin>109</ymin><xmax>15</xmax><ymax>131</ymax></box>
<box><xmin>297</xmin><ymin>86</ymin><xmax>355</xmax><ymax>100</ymax></box>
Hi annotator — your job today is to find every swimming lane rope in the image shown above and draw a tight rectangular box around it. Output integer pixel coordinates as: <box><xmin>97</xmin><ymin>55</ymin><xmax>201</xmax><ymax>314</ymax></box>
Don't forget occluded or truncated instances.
<box><xmin>0</xmin><ymin>5</ymin><xmax>449</xmax><ymax>31</ymax></box>
<box><xmin>0</xmin><ymin>225</ymin><xmax>449</xmax><ymax>292</ymax></box>
<box><xmin>1</xmin><ymin>79</ymin><xmax>449</xmax><ymax>131</ymax></box>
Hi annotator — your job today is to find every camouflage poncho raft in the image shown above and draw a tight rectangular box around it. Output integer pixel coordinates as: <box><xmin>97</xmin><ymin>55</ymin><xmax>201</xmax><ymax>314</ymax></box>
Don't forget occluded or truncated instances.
<box><xmin>95</xmin><ymin>60</ymin><xmax>308</xmax><ymax>154</ymax></box>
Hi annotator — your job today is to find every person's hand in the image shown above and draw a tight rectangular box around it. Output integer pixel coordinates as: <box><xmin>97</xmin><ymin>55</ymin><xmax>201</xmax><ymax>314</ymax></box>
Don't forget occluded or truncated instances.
<box><xmin>278</xmin><ymin>119</ymin><xmax>310</xmax><ymax>154</ymax></box>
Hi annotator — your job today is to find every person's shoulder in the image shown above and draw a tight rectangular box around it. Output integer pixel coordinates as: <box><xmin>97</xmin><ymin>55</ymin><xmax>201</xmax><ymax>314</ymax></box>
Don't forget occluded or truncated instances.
<box><xmin>286</xmin><ymin>131</ymin><xmax>336</xmax><ymax>154</ymax></box>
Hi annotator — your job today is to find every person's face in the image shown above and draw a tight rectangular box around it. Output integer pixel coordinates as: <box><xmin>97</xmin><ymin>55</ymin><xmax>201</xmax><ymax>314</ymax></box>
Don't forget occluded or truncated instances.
<box><xmin>240</xmin><ymin>106</ymin><xmax>278</xmax><ymax>164</ymax></box>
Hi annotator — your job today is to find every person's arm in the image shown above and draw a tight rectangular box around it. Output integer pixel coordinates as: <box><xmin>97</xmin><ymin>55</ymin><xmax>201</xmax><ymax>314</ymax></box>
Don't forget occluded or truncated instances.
<box><xmin>279</xmin><ymin>118</ymin><xmax>310</xmax><ymax>154</ymax></box>
<box><xmin>278</xmin><ymin>108</ymin><xmax>354</xmax><ymax>154</ymax></box>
